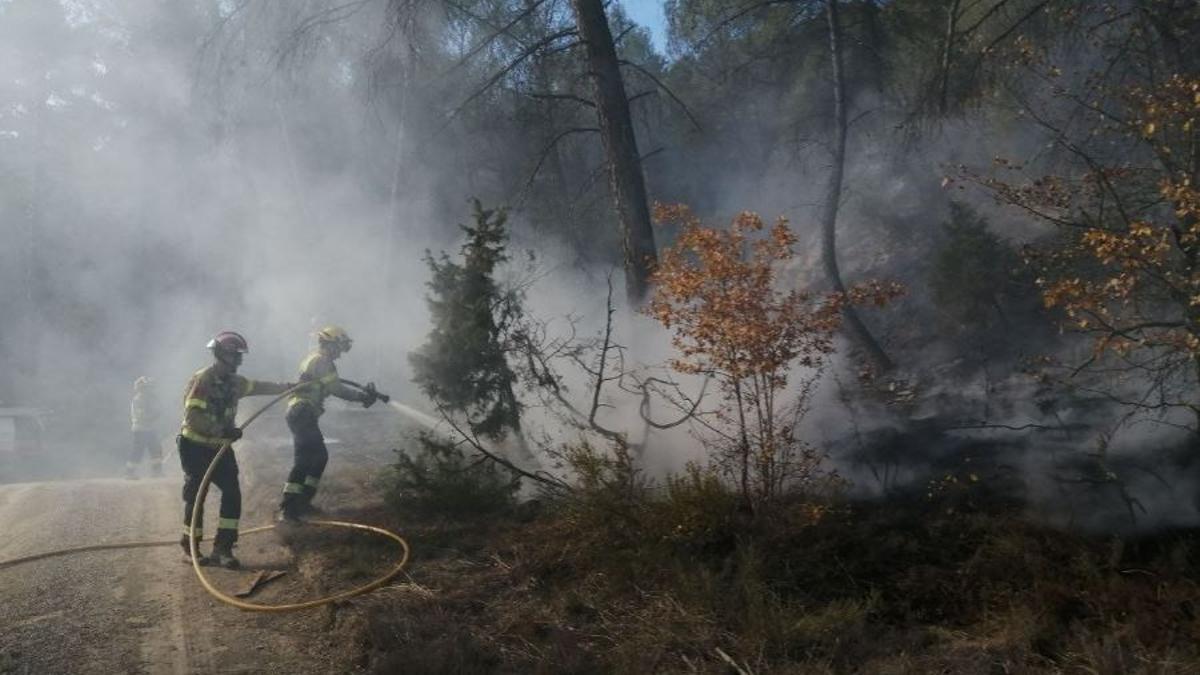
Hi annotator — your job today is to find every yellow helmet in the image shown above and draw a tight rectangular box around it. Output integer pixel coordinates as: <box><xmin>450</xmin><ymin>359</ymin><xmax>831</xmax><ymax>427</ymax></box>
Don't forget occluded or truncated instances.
<box><xmin>316</xmin><ymin>325</ymin><xmax>353</xmax><ymax>352</ymax></box>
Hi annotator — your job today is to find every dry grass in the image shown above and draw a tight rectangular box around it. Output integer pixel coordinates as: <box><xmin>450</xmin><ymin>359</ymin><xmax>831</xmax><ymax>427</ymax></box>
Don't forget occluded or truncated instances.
<box><xmin>259</xmin><ymin>426</ymin><xmax>1200</xmax><ymax>674</ymax></box>
<box><xmin>348</xmin><ymin>483</ymin><xmax>1200</xmax><ymax>674</ymax></box>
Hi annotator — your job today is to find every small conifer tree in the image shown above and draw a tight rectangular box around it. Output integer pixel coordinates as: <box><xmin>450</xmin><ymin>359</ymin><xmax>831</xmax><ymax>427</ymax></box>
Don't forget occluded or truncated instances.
<box><xmin>410</xmin><ymin>200</ymin><xmax>524</xmax><ymax>441</ymax></box>
<box><xmin>928</xmin><ymin>201</ymin><xmax>1022</xmax><ymax>330</ymax></box>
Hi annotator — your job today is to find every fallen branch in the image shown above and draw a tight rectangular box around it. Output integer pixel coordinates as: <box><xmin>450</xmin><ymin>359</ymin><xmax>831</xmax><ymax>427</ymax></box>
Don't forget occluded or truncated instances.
<box><xmin>713</xmin><ymin>647</ymin><xmax>754</xmax><ymax>675</ymax></box>
<box><xmin>434</xmin><ymin>402</ymin><xmax>572</xmax><ymax>492</ymax></box>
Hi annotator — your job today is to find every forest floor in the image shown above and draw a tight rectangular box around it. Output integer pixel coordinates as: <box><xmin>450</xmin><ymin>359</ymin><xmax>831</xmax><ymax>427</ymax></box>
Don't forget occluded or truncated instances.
<box><xmin>339</xmin><ymin>490</ymin><xmax>1200</xmax><ymax>674</ymax></box>
<box><xmin>5</xmin><ymin>409</ymin><xmax>1200</xmax><ymax>674</ymax></box>
<box><xmin>302</xmin><ymin>426</ymin><xmax>1200</xmax><ymax>674</ymax></box>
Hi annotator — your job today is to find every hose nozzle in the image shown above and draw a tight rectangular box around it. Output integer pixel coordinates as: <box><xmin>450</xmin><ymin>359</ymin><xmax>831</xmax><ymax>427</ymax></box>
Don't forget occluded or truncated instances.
<box><xmin>340</xmin><ymin>378</ymin><xmax>390</xmax><ymax>404</ymax></box>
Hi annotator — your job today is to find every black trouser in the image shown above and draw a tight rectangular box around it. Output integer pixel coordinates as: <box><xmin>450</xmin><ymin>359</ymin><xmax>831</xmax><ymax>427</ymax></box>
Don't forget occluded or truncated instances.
<box><xmin>281</xmin><ymin>404</ymin><xmax>327</xmax><ymax>514</ymax></box>
<box><xmin>178</xmin><ymin>435</ymin><xmax>240</xmax><ymax>546</ymax></box>
<box><xmin>128</xmin><ymin>430</ymin><xmax>161</xmax><ymax>465</ymax></box>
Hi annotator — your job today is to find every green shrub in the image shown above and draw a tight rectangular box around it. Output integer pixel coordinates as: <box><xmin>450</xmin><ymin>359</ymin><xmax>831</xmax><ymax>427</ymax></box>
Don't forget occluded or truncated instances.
<box><xmin>655</xmin><ymin>463</ymin><xmax>741</xmax><ymax>553</ymax></box>
<box><xmin>561</xmin><ymin>440</ymin><xmax>643</xmax><ymax>500</ymax></box>
<box><xmin>550</xmin><ymin>440</ymin><xmax>650</xmax><ymax>547</ymax></box>
<box><xmin>384</xmin><ymin>434</ymin><xmax>521</xmax><ymax>518</ymax></box>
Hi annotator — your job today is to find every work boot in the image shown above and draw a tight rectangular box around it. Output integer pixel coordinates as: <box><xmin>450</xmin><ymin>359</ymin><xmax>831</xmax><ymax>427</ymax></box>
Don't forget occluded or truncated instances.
<box><xmin>209</xmin><ymin>547</ymin><xmax>240</xmax><ymax>570</ymax></box>
<box><xmin>179</xmin><ymin>535</ymin><xmax>209</xmax><ymax>566</ymax></box>
<box><xmin>295</xmin><ymin>500</ymin><xmax>325</xmax><ymax>518</ymax></box>
<box><xmin>211</xmin><ymin>531</ymin><xmax>241</xmax><ymax>569</ymax></box>
<box><xmin>276</xmin><ymin>508</ymin><xmax>304</xmax><ymax>526</ymax></box>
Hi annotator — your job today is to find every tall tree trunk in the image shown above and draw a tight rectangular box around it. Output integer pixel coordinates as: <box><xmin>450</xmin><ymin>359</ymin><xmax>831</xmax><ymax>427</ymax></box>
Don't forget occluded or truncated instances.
<box><xmin>937</xmin><ymin>0</ymin><xmax>963</xmax><ymax>114</ymax></box>
<box><xmin>570</xmin><ymin>0</ymin><xmax>657</xmax><ymax>303</ymax></box>
<box><xmin>733</xmin><ymin>379</ymin><xmax>752</xmax><ymax>508</ymax></box>
<box><xmin>822</xmin><ymin>0</ymin><xmax>895</xmax><ymax>373</ymax></box>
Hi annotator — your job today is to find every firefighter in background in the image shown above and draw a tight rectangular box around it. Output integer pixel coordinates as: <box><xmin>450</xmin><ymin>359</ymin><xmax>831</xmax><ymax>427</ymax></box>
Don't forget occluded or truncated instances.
<box><xmin>278</xmin><ymin>325</ymin><xmax>378</xmax><ymax>522</ymax></box>
<box><xmin>179</xmin><ymin>331</ymin><xmax>293</xmax><ymax>568</ymax></box>
<box><xmin>126</xmin><ymin>376</ymin><xmax>163</xmax><ymax>479</ymax></box>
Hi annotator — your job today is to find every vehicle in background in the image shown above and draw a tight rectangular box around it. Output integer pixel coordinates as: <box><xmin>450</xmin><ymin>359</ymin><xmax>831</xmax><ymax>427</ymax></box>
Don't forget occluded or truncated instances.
<box><xmin>0</xmin><ymin>407</ymin><xmax>50</xmax><ymax>482</ymax></box>
<box><xmin>0</xmin><ymin>407</ymin><xmax>48</xmax><ymax>455</ymax></box>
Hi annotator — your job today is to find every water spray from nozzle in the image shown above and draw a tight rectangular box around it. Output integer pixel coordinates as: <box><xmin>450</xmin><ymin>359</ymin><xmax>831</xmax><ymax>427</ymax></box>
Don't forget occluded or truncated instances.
<box><xmin>337</xmin><ymin>378</ymin><xmax>442</xmax><ymax>432</ymax></box>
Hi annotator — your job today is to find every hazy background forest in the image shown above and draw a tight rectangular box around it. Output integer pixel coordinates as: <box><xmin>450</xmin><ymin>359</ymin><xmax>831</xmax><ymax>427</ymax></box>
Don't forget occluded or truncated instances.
<box><xmin>4</xmin><ymin>0</ymin><xmax>1200</xmax><ymax>671</ymax></box>
<box><xmin>3</xmin><ymin>0</ymin><xmax>1197</xmax><ymax>523</ymax></box>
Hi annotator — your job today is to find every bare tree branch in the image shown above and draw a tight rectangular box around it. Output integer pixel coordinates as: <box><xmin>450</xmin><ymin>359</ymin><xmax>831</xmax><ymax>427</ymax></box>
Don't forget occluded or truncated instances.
<box><xmin>518</xmin><ymin>126</ymin><xmax>600</xmax><ymax>203</ymax></box>
<box><xmin>618</xmin><ymin>59</ymin><xmax>703</xmax><ymax>131</ymax></box>
<box><xmin>979</xmin><ymin>0</ymin><xmax>1050</xmax><ymax>55</ymax></box>
<box><xmin>443</xmin><ymin>27</ymin><xmax>580</xmax><ymax>126</ymax></box>
<box><xmin>588</xmin><ymin>273</ymin><xmax>620</xmax><ymax>432</ymax></box>
<box><xmin>695</xmin><ymin>0</ymin><xmax>802</xmax><ymax>48</ymax></box>
<box><xmin>958</xmin><ymin>0</ymin><xmax>1012</xmax><ymax>40</ymax></box>
<box><xmin>520</xmin><ymin>91</ymin><xmax>596</xmax><ymax>107</ymax></box>
<box><xmin>275</xmin><ymin>0</ymin><xmax>374</xmax><ymax>69</ymax></box>
<box><xmin>513</xmin><ymin>311</ymin><xmax>627</xmax><ymax>443</ymax></box>
<box><xmin>572</xmin><ymin>146</ymin><xmax>665</xmax><ymax>204</ymax></box>
<box><xmin>449</xmin><ymin>0</ymin><xmax>551</xmax><ymax>69</ymax></box>
<box><xmin>628</xmin><ymin>373</ymin><xmax>716</xmax><ymax>433</ymax></box>
<box><xmin>434</xmin><ymin>402</ymin><xmax>572</xmax><ymax>491</ymax></box>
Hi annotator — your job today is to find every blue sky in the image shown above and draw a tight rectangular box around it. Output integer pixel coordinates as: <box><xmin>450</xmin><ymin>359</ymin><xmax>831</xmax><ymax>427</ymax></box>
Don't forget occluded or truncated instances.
<box><xmin>622</xmin><ymin>0</ymin><xmax>668</xmax><ymax>52</ymax></box>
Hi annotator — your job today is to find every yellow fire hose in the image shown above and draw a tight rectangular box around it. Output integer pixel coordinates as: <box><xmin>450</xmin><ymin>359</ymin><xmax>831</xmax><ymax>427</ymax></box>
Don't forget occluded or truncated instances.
<box><xmin>0</xmin><ymin>381</ymin><xmax>411</xmax><ymax>613</ymax></box>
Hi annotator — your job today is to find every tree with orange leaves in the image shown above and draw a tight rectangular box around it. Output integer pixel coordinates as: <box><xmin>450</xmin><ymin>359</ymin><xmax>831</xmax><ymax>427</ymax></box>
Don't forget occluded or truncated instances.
<box><xmin>647</xmin><ymin>204</ymin><xmax>900</xmax><ymax>507</ymax></box>
<box><xmin>981</xmin><ymin>75</ymin><xmax>1200</xmax><ymax>427</ymax></box>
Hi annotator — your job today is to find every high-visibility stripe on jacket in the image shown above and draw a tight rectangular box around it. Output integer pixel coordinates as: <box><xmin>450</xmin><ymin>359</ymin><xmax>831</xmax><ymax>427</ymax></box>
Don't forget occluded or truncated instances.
<box><xmin>179</xmin><ymin>365</ymin><xmax>290</xmax><ymax>448</ymax></box>
<box><xmin>287</xmin><ymin>350</ymin><xmax>360</xmax><ymax>416</ymax></box>
<box><xmin>180</xmin><ymin>426</ymin><xmax>227</xmax><ymax>447</ymax></box>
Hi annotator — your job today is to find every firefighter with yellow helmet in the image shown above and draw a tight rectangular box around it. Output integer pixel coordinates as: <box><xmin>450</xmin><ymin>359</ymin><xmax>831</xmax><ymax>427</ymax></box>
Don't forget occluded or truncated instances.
<box><xmin>178</xmin><ymin>331</ymin><xmax>294</xmax><ymax>568</ymax></box>
<box><xmin>278</xmin><ymin>324</ymin><xmax>378</xmax><ymax>522</ymax></box>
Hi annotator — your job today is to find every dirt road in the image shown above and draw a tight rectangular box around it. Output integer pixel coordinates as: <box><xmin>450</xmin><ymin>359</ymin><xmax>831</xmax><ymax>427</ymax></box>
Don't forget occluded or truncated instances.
<box><xmin>0</xmin><ymin>444</ymin><xmax>379</xmax><ymax>674</ymax></box>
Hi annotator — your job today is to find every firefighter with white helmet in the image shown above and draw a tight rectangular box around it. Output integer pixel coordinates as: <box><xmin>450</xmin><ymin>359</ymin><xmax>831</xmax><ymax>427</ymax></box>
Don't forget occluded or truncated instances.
<box><xmin>178</xmin><ymin>331</ymin><xmax>293</xmax><ymax>568</ymax></box>
<box><xmin>278</xmin><ymin>324</ymin><xmax>378</xmax><ymax>522</ymax></box>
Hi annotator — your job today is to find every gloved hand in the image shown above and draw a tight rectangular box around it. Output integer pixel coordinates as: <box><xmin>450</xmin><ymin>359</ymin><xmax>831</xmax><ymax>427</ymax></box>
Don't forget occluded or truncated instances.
<box><xmin>225</xmin><ymin>427</ymin><xmax>243</xmax><ymax>442</ymax></box>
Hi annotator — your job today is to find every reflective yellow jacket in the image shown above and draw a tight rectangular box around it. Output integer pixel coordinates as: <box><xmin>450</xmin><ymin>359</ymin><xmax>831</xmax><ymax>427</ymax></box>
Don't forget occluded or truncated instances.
<box><xmin>131</xmin><ymin>390</ymin><xmax>158</xmax><ymax>432</ymax></box>
<box><xmin>287</xmin><ymin>350</ymin><xmax>362</xmax><ymax>416</ymax></box>
<box><xmin>179</xmin><ymin>365</ymin><xmax>290</xmax><ymax>447</ymax></box>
